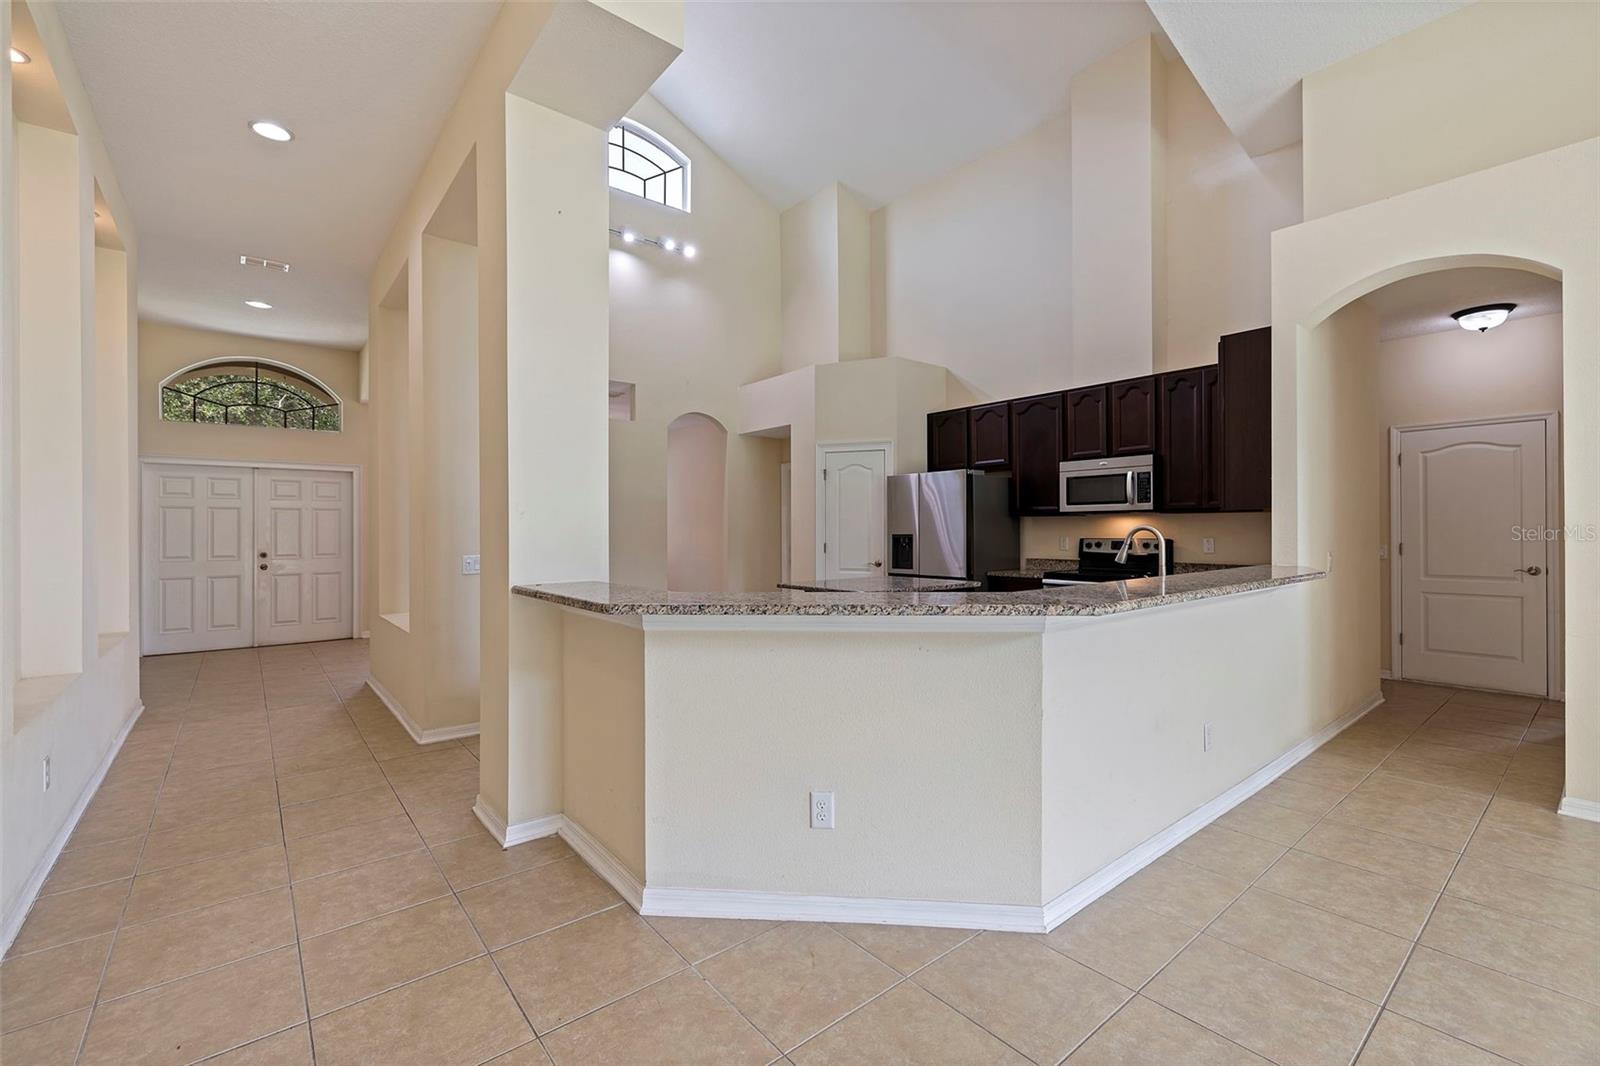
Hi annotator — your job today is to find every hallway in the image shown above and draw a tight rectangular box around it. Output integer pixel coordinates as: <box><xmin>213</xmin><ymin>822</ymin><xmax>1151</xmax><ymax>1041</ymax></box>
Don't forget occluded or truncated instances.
<box><xmin>1</xmin><ymin>649</ymin><xmax>1594</xmax><ymax>1065</ymax></box>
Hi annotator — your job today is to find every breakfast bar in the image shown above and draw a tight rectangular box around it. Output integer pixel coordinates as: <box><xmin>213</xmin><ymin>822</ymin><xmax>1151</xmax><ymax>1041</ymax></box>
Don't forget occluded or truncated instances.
<box><xmin>506</xmin><ymin>567</ymin><xmax>1336</xmax><ymax>932</ymax></box>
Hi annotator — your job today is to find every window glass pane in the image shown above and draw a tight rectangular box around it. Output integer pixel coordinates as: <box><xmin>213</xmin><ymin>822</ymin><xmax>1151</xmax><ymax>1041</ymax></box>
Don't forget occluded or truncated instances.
<box><xmin>627</xmin><ymin>133</ymin><xmax>678</xmax><ymax>173</ymax></box>
<box><xmin>608</xmin><ymin>144</ymin><xmax>623</xmax><ymax>170</ymax></box>
<box><xmin>610</xmin><ymin>169</ymin><xmax>645</xmax><ymax>197</ymax></box>
<box><xmin>160</xmin><ymin>360</ymin><xmax>341</xmax><ymax>431</ymax></box>
<box><xmin>194</xmin><ymin>399</ymin><xmax>227</xmax><ymax>424</ymax></box>
<box><xmin>285</xmin><ymin>408</ymin><xmax>313</xmax><ymax>430</ymax></box>
<box><xmin>608</xmin><ymin>125</ymin><xmax>623</xmax><ymax>146</ymax></box>
<box><xmin>665</xmin><ymin>170</ymin><xmax>684</xmax><ymax>211</ymax></box>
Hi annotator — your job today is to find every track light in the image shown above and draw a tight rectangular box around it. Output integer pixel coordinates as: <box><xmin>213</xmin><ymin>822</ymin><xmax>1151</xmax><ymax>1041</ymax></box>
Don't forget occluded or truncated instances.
<box><xmin>609</xmin><ymin>227</ymin><xmax>698</xmax><ymax>260</ymax></box>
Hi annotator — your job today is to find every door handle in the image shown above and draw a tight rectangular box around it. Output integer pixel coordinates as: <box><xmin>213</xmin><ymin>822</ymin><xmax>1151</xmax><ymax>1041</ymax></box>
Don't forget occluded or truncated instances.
<box><xmin>259</xmin><ymin>551</ymin><xmax>268</xmax><ymax>559</ymax></box>
<box><xmin>873</xmin><ymin>560</ymin><xmax>883</xmax><ymax>568</ymax></box>
<box><xmin>1514</xmin><ymin>565</ymin><xmax>1542</xmax><ymax>576</ymax></box>
<box><xmin>259</xmin><ymin>563</ymin><xmax>268</xmax><ymax>571</ymax></box>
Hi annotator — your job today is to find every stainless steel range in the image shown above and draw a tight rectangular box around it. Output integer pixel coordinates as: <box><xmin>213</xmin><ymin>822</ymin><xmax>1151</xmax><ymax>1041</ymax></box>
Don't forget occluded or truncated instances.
<box><xmin>1042</xmin><ymin>537</ymin><xmax>1174</xmax><ymax>585</ymax></box>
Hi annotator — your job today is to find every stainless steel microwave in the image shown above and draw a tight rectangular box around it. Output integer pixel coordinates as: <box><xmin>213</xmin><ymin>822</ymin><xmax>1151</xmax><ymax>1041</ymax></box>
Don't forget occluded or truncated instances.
<box><xmin>1058</xmin><ymin>454</ymin><xmax>1155</xmax><ymax>513</ymax></box>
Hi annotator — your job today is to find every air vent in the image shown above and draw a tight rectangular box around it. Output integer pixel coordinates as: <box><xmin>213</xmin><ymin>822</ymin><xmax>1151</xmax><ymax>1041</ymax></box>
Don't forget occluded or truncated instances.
<box><xmin>239</xmin><ymin>254</ymin><xmax>290</xmax><ymax>272</ymax></box>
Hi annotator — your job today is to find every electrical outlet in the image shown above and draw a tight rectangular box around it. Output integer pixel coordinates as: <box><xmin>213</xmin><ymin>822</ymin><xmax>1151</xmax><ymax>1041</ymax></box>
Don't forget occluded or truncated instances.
<box><xmin>809</xmin><ymin>790</ymin><xmax>835</xmax><ymax>829</ymax></box>
<box><xmin>1202</xmin><ymin>723</ymin><xmax>1213</xmax><ymax>752</ymax></box>
<box><xmin>1060</xmin><ymin>534</ymin><xmax>1072</xmax><ymax>552</ymax></box>
<box><xmin>1202</xmin><ymin>537</ymin><xmax>1216</xmax><ymax>555</ymax></box>
<box><xmin>42</xmin><ymin>755</ymin><xmax>51</xmax><ymax>792</ymax></box>
<box><xmin>1378</xmin><ymin>544</ymin><xmax>1389</xmax><ymax>560</ymax></box>
<box><xmin>462</xmin><ymin>554</ymin><xmax>481</xmax><ymax>575</ymax></box>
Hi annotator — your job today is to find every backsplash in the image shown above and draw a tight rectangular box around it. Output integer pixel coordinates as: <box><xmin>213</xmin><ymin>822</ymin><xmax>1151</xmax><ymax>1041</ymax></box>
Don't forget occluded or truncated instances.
<box><xmin>1020</xmin><ymin>511</ymin><xmax>1272</xmax><ymax>564</ymax></box>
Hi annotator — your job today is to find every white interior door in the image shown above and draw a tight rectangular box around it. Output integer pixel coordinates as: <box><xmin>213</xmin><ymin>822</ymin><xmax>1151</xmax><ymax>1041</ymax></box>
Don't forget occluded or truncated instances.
<box><xmin>141</xmin><ymin>464</ymin><xmax>254</xmax><ymax>654</ymax></box>
<box><xmin>1397</xmin><ymin>419</ymin><xmax>1548</xmax><ymax>694</ymax></box>
<box><xmin>821</xmin><ymin>447</ymin><xmax>887</xmax><ymax>580</ymax></box>
<box><xmin>254</xmin><ymin>469</ymin><xmax>354</xmax><ymax>646</ymax></box>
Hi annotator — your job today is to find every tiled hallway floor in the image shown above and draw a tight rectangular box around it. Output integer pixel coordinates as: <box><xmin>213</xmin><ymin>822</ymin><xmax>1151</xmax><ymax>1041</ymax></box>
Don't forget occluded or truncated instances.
<box><xmin>3</xmin><ymin>651</ymin><xmax>1596</xmax><ymax>1065</ymax></box>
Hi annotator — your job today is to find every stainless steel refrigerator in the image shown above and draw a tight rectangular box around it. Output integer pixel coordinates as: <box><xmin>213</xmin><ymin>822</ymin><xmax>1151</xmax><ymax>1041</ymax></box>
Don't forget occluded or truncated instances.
<box><xmin>887</xmin><ymin>471</ymin><xmax>1019</xmax><ymax>580</ymax></box>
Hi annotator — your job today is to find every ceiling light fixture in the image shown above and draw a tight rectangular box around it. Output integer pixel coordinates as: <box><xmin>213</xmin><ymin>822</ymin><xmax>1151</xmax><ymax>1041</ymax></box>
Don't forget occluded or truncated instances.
<box><xmin>609</xmin><ymin>227</ymin><xmax>697</xmax><ymax>260</ymax></box>
<box><xmin>621</xmin><ymin>229</ymin><xmax>637</xmax><ymax>243</ymax></box>
<box><xmin>244</xmin><ymin>299</ymin><xmax>273</xmax><ymax>310</ymax></box>
<box><xmin>682</xmin><ymin>244</ymin><xmax>697</xmax><ymax>259</ymax></box>
<box><xmin>661</xmin><ymin>237</ymin><xmax>677</xmax><ymax>252</ymax></box>
<box><xmin>1451</xmin><ymin>303</ymin><xmax>1515</xmax><ymax>332</ymax></box>
<box><xmin>240</xmin><ymin>254</ymin><xmax>291</xmax><ymax>272</ymax></box>
<box><xmin>10</xmin><ymin>46</ymin><xmax>30</xmax><ymax>64</ymax></box>
<box><xmin>248</xmin><ymin>120</ymin><xmax>294</xmax><ymax>143</ymax></box>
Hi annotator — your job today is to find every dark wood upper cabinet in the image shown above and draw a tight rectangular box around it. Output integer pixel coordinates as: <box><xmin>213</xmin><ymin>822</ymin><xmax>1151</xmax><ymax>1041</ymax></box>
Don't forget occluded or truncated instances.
<box><xmin>1108</xmin><ymin>376</ymin><xmax>1157</xmax><ymax>456</ymax></box>
<box><xmin>1218</xmin><ymin>327</ymin><xmax>1271</xmax><ymax>511</ymax></box>
<box><xmin>1203</xmin><ymin>365</ymin><xmax>1224</xmax><ymax>510</ymax></box>
<box><xmin>1157</xmin><ymin>366</ymin><xmax>1218</xmax><ymax>511</ymax></box>
<box><xmin>1063</xmin><ymin>386</ymin><xmax>1109</xmax><ymax>460</ymax></box>
<box><xmin>968</xmin><ymin>402</ymin><xmax>1011</xmax><ymax>470</ymax></box>
<box><xmin>926</xmin><ymin>408</ymin><xmax>970</xmax><ymax>471</ymax></box>
<box><xmin>1009</xmin><ymin>393</ymin><xmax>1065</xmax><ymax>515</ymax></box>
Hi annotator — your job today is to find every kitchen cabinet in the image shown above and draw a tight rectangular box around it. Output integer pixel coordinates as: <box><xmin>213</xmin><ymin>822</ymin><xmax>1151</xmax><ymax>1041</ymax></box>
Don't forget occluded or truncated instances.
<box><xmin>1009</xmin><ymin>392</ymin><xmax>1065</xmax><ymax>515</ymax></box>
<box><xmin>968</xmin><ymin>402</ymin><xmax>1011</xmax><ymax>470</ymax></box>
<box><xmin>1158</xmin><ymin>366</ymin><xmax>1220</xmax><ymax>511</ymax></box>
<box><xmin>1219</xmin><ymin>327</ymin><xmax>1271</xmax><ymax>510</ymax></box>
<box><xmin>1108</xmin><ymin>376</ymin><xmax>1157</xmax><ymax>456</ymax></box>
<box><xmin>926</xmin><ymin>409</ymin><xmax>969</xmax><ymax>471</ymax></box>
<box><xmin>1063</xmin><ymin>386</ymin><xmax>1109</xmax><ymax>460</ymax></box>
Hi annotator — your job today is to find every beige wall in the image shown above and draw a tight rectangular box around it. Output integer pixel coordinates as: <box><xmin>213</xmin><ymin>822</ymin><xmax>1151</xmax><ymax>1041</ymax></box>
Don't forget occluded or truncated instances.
<box><xmin>1373</xmin><ymin>312</ymin><xmax>1564</xmax><ymax>673</ymax></box>
<box><xmin>3</xmin><ymin>0</ymin><xmax>143</xmax><ymax>949</ymax></box>
<box><xmin>871</xmin><ymin>53</ymin><xmax>1291</xmax><ymax>402</ymax></box>
<box><xmin>1070</xmin><ymin>35</ymin><xmax>1165</xmax><ymax>383</ymax></box>
<box><xmin>1302</xmin><ymin>1</ymin><xmax>1599</xmax><ymax>221</ymax></box>
<box><xmin>563</xmin><ymin>612</ymin><xmax>645</xmax><ymax>882</ymax></box>
<box><xmin>609</xmin><ymin>93</ymin><xmax>783</xmax><ymax>593</ymax></box>
<box><xmin>1271</xmin><ymin>139</ymin><xmax>1597</xmax><ymax>806</ymax></box>
<box><xmin>138</xmin><ymin>320</ymin><xmax>373</xmax><ymax>634</ymax></box>
<box><xmin>1163</xmin><ymin>61</ymin><xmax>1301</xmax><ymax>371</ymax></box>
<box><xmin>665</xmin><ymin>413</ymin><xmax>728</xmax><ymax>591</ymax></box>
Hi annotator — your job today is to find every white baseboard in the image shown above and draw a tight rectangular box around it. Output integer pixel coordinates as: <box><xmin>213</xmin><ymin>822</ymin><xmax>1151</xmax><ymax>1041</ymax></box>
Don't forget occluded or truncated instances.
<box><xmin>1558</xmin><ymin>796</ymin><xmax>1600</xmax><ymax>823</ymax></box>
<box><xmin>2</xmin><ymin>699</ymin><xmax>144</xmax><ymax>956</ymax></box>
<box><xmin>560</xmin><ymin>817</ymin><xmax>644</xmax><ymax>911</ymax></box>
<box><xmin>635</xmin><ymin>688</ymin><xmax>1386</xmax><ymax>935</ymax></box>
<box><xmin>1379</xmin><ymin>669</ymin><xmax>1394</xmax><ymax>680</ymax></box>
<box><xmin>368</xmin><ymin>677</ymin><xmax>479</xmax><ymax>744</ymax></box>
<box><xmin>469</xmin><ymin>799</ymin><xmax>644</xmax><ymax>909</ymax></box>
<box><xmin>1039</xmin><ymin>687</ymin><xmax>1384</xmax><ymax>929</ymax></box>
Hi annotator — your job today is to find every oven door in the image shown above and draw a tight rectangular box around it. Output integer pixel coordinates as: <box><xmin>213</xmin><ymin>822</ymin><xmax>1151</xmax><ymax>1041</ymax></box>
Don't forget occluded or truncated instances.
<box><xmin>1059</xmin><ymin>469</ymin><xmax>1138</xmax><ymax>512</ymax></box>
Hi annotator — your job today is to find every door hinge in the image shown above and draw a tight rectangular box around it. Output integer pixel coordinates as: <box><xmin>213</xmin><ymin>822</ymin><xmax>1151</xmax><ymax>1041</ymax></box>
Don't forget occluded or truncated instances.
<box><xmin>823</xmin><ymin>542</ymin><xmax>828</xmax><ymax>554</ymax></box>
<box><xmin>1397</xmin><ymin>453</ymin><xmax>1402</xmax><ymax>466</ymax></box>
<box><xmin>1398</xmin><ymin>542</ymin><xmax>1404</xmax><ymax>556</ymax></box>
<box><xmin>822</xmin><ymin>468</ymin><xmax>828</xmax><ymax>481</ymax></box>
<box><xmin>1399</xmin><ymin>632</ymin><xmax>1404</xmax><ymax>646</ymax></box>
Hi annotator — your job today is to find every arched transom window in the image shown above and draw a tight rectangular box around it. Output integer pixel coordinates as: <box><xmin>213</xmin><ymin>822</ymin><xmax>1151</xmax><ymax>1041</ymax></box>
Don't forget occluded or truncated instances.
<box><xmin>608</xmin><ymin>120</ymin><xmax>690</xmax><ymax>211</ymax></box>
<box><xmin>160</xmin><ymin>359</ymin><xmax>342</xmax><ymax>431</ymax></box>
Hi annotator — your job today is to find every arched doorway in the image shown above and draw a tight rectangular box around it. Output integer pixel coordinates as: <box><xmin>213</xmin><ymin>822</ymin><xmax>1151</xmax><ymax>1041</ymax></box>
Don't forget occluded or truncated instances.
<box><xmin>666</xmin><ymin>413</ymin><xmax>728</xmax><ymax>591</ymax></box>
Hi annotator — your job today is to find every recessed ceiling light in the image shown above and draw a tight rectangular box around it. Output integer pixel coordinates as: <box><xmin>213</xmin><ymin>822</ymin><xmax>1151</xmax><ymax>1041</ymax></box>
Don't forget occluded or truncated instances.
<box><xmin>1451</xmin><ymin>303</ymin><xmax>1515</xmax><ymax>332</ymax></box>
<box><xmin>9</xmin><ymin>47</ymin><xmax>29</xmax><ymax>64</ymax></box>
<box><xmin>249</xmin><ymin>120</ymin><xmax>294</xmax><ymax>143</ymax></box>
<box><xmin>244</xmin><ymin>299</ymin><xmax>273</xmax><ymax>310</ymax></box>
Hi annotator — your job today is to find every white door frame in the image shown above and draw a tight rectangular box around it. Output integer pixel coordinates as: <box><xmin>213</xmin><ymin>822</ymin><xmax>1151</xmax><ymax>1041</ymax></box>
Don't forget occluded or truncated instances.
<box><xmin>140</xmin><ymin>456</ymin><xmax>363</xmax><ymax>646</ymax></box>
<box><xmin>815</xmin><ymin>441</ymin><xmax>894</xmax><ymax>581</ymax></box>
<box><xmin>1388</xmin><ymin>412</ymin><xmax>1561</xmax><ymax>696</ymax></box>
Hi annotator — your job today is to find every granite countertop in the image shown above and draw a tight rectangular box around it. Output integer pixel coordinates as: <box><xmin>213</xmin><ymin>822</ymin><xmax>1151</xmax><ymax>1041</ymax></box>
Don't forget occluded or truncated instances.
<box><xmin>987</xmin><ymin>558</ymin><xmax>1247</xmax><ymax>579</ymax></box>
<box><xmin>514</xmin><ymin>565</ymin><xmax>1324</xmax><ymax>618</ymax></box>
<box><xmin>777</xmin><ymin>575</ymin><xmax>983</xmax><ymax>593</ymax></box>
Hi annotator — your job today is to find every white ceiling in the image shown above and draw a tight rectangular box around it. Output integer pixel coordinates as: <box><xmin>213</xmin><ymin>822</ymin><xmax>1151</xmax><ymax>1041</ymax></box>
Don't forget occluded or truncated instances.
<box><xmin>1147</xmin><ymin>0</ymin><xmax>1470</xmax><ymax>156</ymax></box>
<box><xmin>650</xmin><ymin>1</ymin><xmax>1165</xmax><ymax>210</ymax></box>
<box><xmin>54</xmin><ymin>1</ymin><xmax>501</xmax><ymax>350</ymax></box>
<box><xmin>1363</xmin><ymin>268</ymin><xmax>1563</xmax><ymax>342</ymax></box>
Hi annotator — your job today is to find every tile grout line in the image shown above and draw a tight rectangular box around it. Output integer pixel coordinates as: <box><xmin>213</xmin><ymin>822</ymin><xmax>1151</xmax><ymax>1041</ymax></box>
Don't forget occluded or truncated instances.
<box><xmin>1052</xmin><ymin>691</ymin><xmax>1444</xmax><ymax>1065</ymax></box>
<box><xmin>70</xmin><ymin>669</ymin><xmax>190</xmax><ymax>1065</ymax></box>
<box><xmin>267</xmin><ymin>652</ymin><xmax>320</xmax><ymax>1066</ymax></box>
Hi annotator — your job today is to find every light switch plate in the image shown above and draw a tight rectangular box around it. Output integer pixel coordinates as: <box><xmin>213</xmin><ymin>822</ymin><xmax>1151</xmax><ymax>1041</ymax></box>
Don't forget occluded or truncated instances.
<box><xmin>462</xmin><ymin>554</ymin><xmax>481</xmax><ymax>575</ymax></box>
<box><xmin>1202</xmin><ymin>538</ymin><xmax>1216</xmax><ymax>555</ymax></box>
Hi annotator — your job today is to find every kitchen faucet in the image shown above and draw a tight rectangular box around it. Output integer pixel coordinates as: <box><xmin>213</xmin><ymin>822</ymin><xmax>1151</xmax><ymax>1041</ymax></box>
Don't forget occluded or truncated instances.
<box><xmin>1114</xmin><ymin>524</ymin><xmax>1167</xmax><ymax>582</ymax></box>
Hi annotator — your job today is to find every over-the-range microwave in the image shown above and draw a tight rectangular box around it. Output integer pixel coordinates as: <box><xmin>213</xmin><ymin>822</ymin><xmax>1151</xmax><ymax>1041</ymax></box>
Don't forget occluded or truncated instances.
<box><xmin>1058</xmin><ymin>454</ymin><xmax>1155</xmax><ymax>513</ymax></box>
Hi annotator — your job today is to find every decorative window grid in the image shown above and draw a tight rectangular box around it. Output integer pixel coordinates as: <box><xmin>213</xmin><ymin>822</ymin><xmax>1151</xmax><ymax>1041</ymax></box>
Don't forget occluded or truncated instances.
<box><xmin>159</xmin><ymin>360</ymin><xmax>341</xmax><ymax>432</ymax></box>
<box><xmin>608</xmin><ymin>120</ymin><xmax>689</xmax><ymax>211</ymax></box>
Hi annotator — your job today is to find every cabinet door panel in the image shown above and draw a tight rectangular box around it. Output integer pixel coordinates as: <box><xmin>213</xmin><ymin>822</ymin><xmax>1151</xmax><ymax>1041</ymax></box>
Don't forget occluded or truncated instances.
<box><xmin>1158</xmin><ymin>369</ymin><xmax>1211</xmax><ymax>511</ymax></box>
<box><xmin>1219</xmin><ymin>327</ymin><xmax>1272</xmax><ymax>510</ymax></box>
<box><xmin>1109</xmin><ymin>377</ymin><xmax>1157</xmax><ymax>456</ymax></box>
<box><xmin>927</xmin><ymin>409</ymin><xmax>970</xmax><ymax>471</ymax></box>
<box><xmin>1010</xmin><ymin>393</ymin><xmax>1064</xmax><ymax>515</ymax></box>
<box><xmin>968</xmin><ymin>403</ymin><xmax>1011</xmax><ymax>470</ymax></box>
<box><xmin>1063</xmin><ymin>386</ymin><xmax>1109</xmax><ymax>461</ymax></box>
<box><xmin>1204</xmin><ymin>365</ymin><xmax>1224</xmax><ymax>510</ymax></box>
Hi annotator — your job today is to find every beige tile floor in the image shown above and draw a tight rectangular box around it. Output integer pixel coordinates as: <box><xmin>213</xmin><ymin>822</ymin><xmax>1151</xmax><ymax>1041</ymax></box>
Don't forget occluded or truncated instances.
<box><xmin>2</xmin><ymin>651</ymin><xmax>1596</xmax><ymax>1065</ymax></box>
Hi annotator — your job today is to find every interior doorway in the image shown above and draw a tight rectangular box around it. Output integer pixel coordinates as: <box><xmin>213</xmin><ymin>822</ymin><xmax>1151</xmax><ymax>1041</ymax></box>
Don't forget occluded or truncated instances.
<box><xmin>1390</xmin><ymin>415</ymin><xmax>1558</xmax><ymax>695</ymax></box>
<box><xmin>817</xmin><ymin>443</ymin><xmax>890</xmax><ymax>580</ymax></box>
<box><xmin>141</xmin><ymin>461</ymin><xmax>356</xmax><ymax>654</ymax></box>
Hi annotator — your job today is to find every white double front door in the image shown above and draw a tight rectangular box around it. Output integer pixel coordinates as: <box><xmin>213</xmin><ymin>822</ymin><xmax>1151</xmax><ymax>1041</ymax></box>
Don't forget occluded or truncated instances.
<box><xmin>141</xmin><ymin>463</ymin><xmax>354</xmax><ymax>654</ymax></box>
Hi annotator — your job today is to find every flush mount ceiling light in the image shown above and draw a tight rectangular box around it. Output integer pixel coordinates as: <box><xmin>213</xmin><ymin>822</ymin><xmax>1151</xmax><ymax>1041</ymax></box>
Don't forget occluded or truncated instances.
<box><xmin>240</xmin><ymin>254</ymin><xmax>291</xmax><ymax>272</ymax></box>
<box><xmin>248</xmin><ymin>120</ymin><xmax>294</xmax><ymax>143</ymax></box>
<box><xmin>244</xmin><ymin>299</ymin><xmax>273</xmax><ymax>310</ymax></box>
<box><xmin>9</xmin><ymin>46</ymin><xmax>30</xmax><ymax>64</ymax></box>
<box><xmin>1451</xmin><ymin>303</ymin><xmax>1516</xmax><ymax>332</ymax></box>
